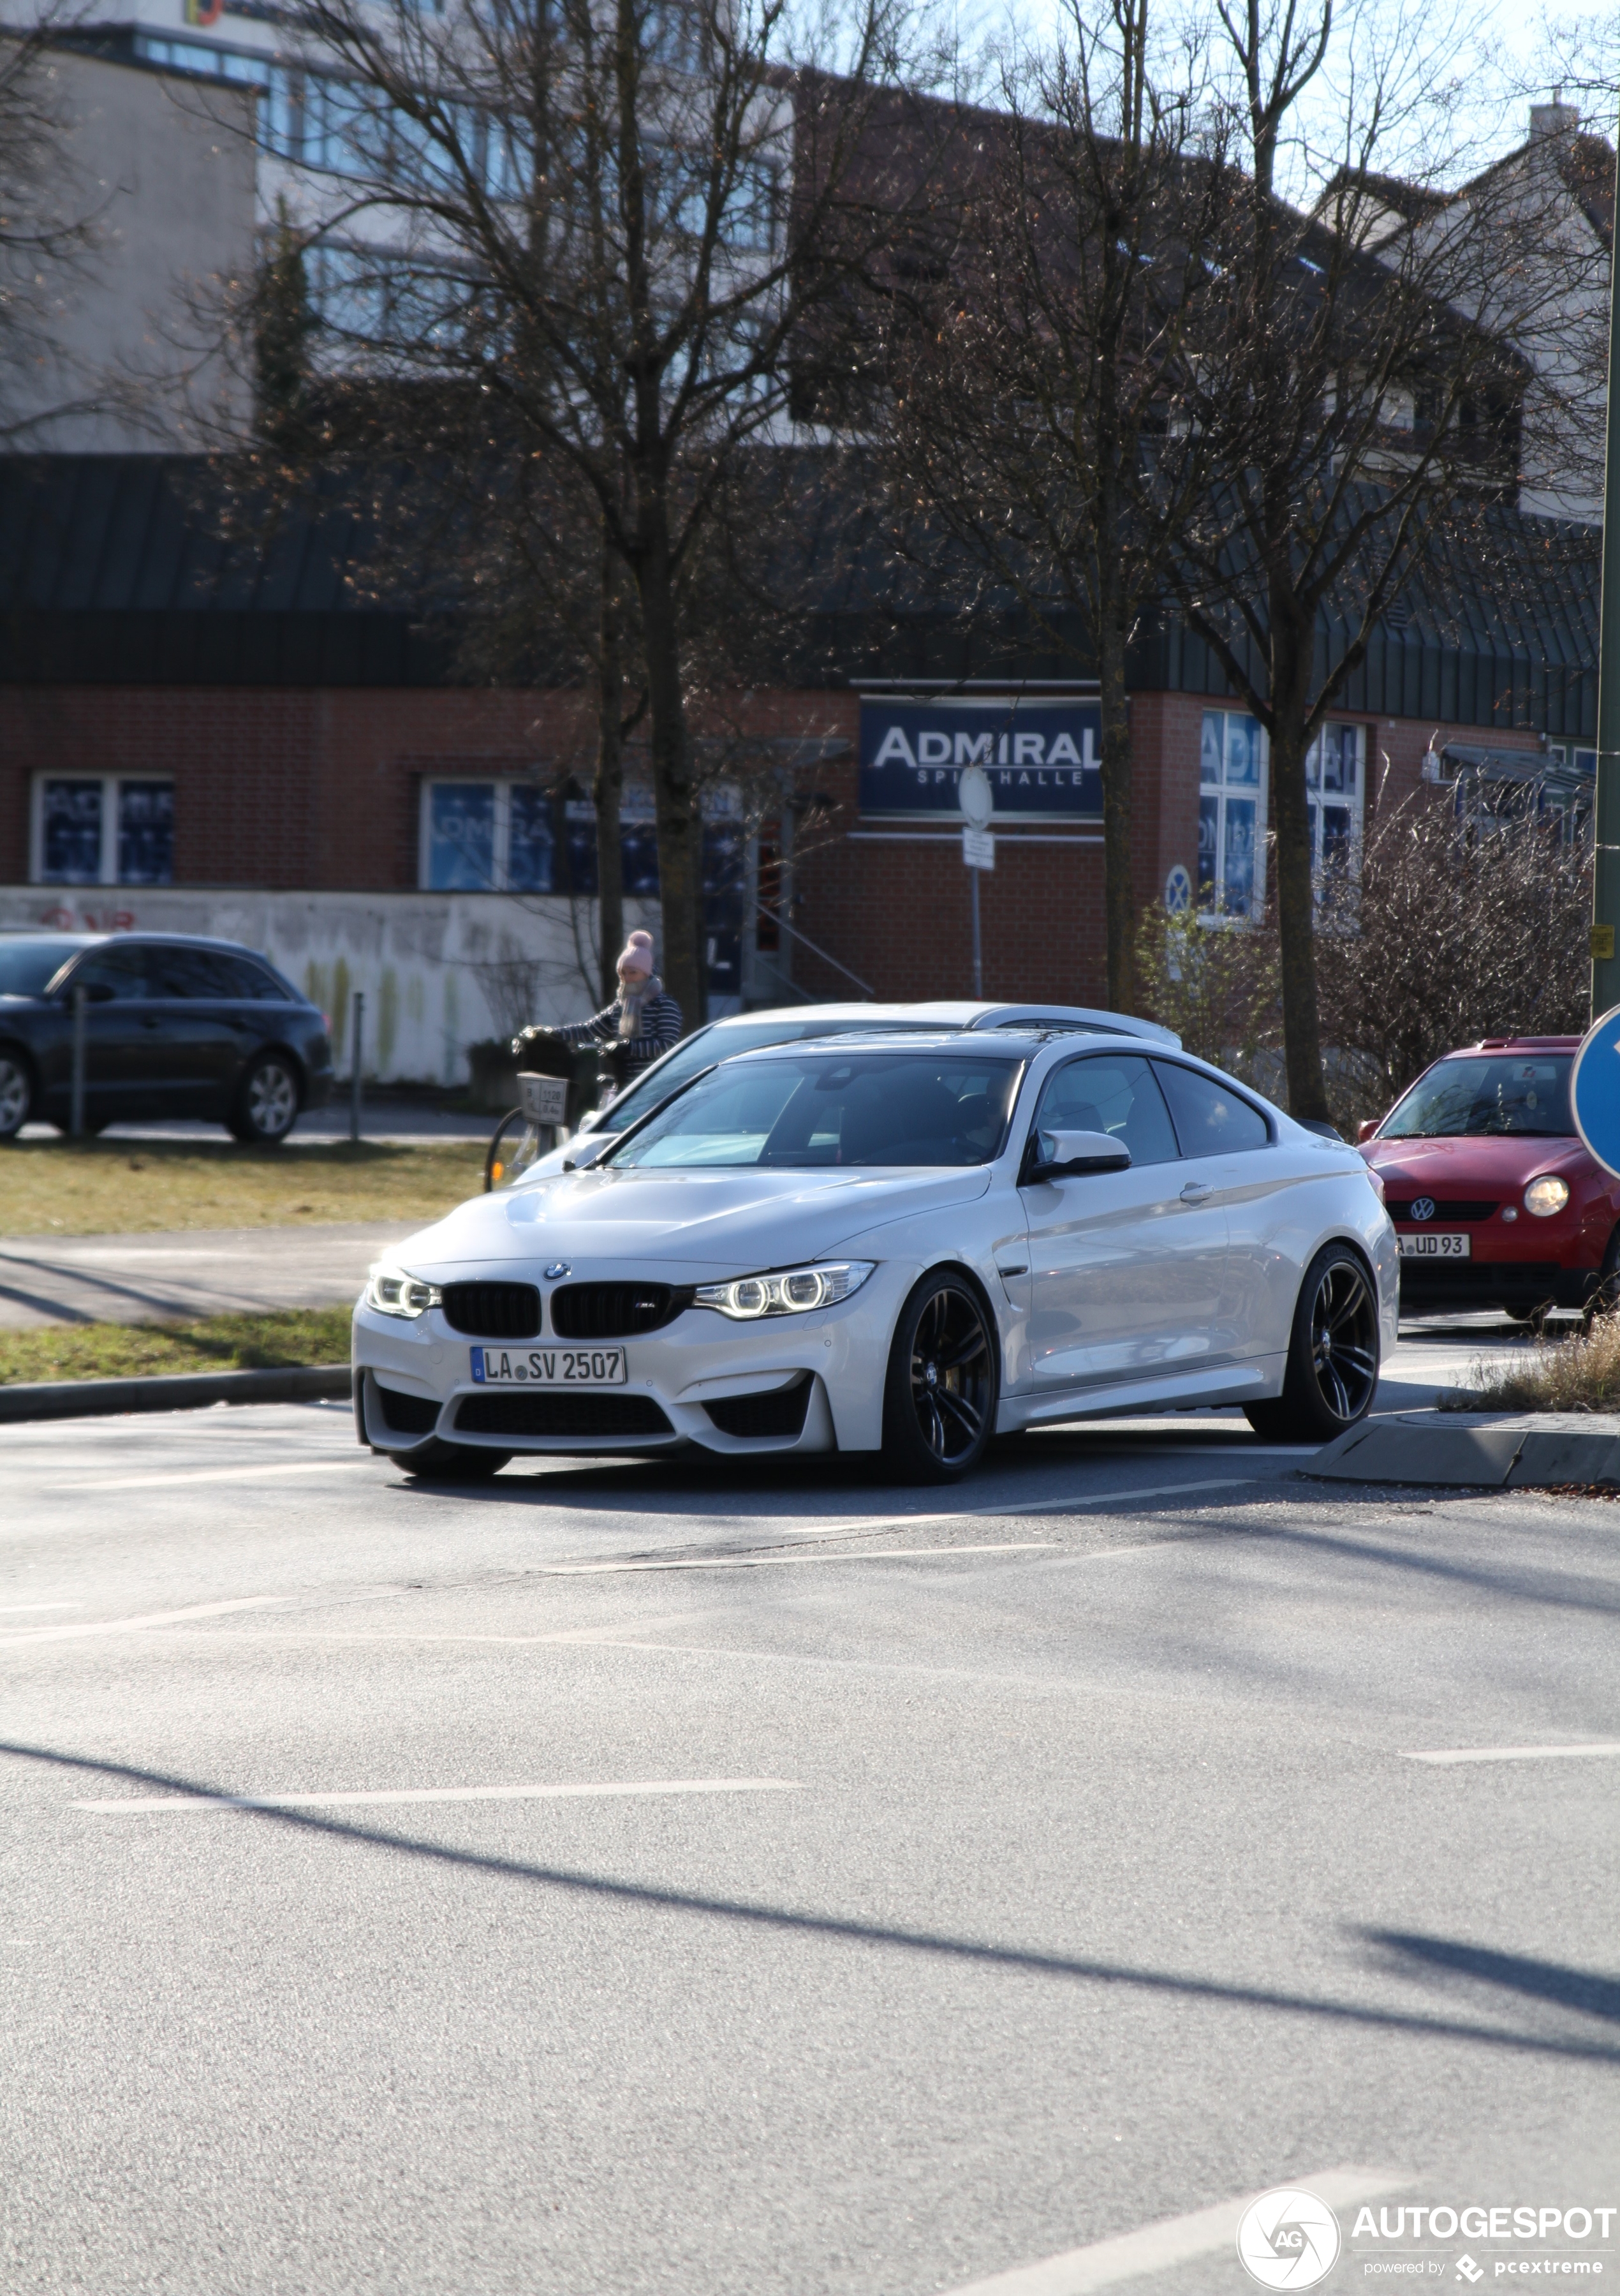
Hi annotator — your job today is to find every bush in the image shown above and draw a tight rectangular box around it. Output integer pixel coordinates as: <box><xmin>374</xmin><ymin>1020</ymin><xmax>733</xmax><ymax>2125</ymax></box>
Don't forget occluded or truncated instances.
<box><xmin>1136</xmin><ymin>791</ymin><xmax>1591</xmax><ymax>1131</ymax></box>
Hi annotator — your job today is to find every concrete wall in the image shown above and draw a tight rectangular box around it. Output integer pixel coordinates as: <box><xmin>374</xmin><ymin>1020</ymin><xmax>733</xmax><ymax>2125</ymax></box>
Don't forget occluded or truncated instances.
<box><xmin>2</xmin><ymin>48</ymin><xmax>256</xmax><ymax>450</ymax></box>
<box><xmin>0</xmin><ymin>884</ymin><xmax>660</xmax><ymax>1083</ymax></box>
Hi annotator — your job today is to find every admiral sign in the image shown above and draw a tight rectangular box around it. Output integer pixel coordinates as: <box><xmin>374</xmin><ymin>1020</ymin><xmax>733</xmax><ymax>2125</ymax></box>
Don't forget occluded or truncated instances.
<box><xmin>858</xmin><ymin>697</ymin><xmax>1103</xmax><ymax>820</ymax></box>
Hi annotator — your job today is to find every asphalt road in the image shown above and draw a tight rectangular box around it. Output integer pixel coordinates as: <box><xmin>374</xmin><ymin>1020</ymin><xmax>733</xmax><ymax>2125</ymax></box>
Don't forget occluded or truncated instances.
<box><xmin>1</xmin><ymin>1404</ymin><xmax>1616</xmax><ymax>2295</ymax></box>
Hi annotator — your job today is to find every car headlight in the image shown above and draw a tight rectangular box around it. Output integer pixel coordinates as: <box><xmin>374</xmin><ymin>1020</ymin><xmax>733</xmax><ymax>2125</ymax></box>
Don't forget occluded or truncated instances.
<box><xmin>693</xmin><ymin>1261</ymin><xmax>876</xmax><ymax>1319</ymax></box>
<box><xmin>1523</xmin><ymin>1176</ymin><xmax>1570</xmax><ymax>1218</ymax></box>
<box><xmin>366</xmin><ymin>1264</ymin><xmax>443</xmax><ymax>1318</ymax></box>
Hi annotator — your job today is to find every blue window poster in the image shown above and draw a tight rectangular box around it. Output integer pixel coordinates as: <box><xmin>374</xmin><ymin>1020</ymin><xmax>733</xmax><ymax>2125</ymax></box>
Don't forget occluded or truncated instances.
<box><xmin>858</xmin><ymin>697</ymin><xmax>1103</xmax><ymax>819</ymax></box>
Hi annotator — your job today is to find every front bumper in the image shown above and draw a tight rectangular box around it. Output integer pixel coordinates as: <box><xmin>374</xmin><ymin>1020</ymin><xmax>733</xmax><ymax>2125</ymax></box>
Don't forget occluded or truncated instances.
<box><xmin>351</xmin><ymin>1264</ymin><xmax>913</xmax><ymax>1458</ymax></box>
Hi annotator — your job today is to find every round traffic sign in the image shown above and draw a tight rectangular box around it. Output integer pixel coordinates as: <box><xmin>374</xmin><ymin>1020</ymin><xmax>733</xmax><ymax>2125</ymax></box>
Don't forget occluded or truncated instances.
<box><xmin>958</xmin><ymin>764</ymin><xmax>994</xmax><ymax>829</ymax></box>
<box><xmin>1570</xmin><ymin>1004</ymin><xmax>1620</xmax><ymax>1179</ymax></box>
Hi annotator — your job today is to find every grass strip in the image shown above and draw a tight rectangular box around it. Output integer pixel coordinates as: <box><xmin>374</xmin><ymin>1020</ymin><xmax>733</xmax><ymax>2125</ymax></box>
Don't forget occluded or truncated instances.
<box><xmin>0</xmin><ymin>1308</ymin><xmax>353</xmax><ymax>1386</ymax></box>
<box><xmin>1</xmin><ymin>1138</ymin><xmax>485</xmax><ymax>1237</ymax></box>
<box><xmin>1446</xmin><ymin>1314</ymin><xmax>1620</xmax><ymax>1414</ymax></box>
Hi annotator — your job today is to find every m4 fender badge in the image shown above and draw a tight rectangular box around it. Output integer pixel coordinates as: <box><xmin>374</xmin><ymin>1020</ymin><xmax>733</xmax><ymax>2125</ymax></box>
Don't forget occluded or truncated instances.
<box><xmin>544</xmin><ymin>1263</ymin><xmax>571</xmax><ymax>1280</ymax></box>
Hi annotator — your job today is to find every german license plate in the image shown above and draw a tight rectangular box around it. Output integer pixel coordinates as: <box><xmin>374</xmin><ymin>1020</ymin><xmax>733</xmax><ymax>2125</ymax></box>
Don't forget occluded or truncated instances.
<box><xmin>470</xmin><ymin>1345</ymin><xmax>627</xmax><ymax>1386</ymax></box>
<box><xmin>1398</xmin><ymin>1233</ymin><xmax>1471</xmax><ymax>1259</ymax></box>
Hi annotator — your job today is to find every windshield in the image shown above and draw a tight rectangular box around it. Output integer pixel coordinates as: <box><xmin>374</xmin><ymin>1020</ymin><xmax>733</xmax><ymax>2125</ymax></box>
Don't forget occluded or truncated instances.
<box><xmin>598</xmin><ymin>1018</ymin><xmax>946</xmax><ymax>1132</ymax></box>
<box><xmin>0</xmin><ymin>938</ymin><xmax>86</xmax><ymax>998</ymax></box>
<box><xmin>607</xmin><ymin>1051</ymin><xmax>1026</xmax><ymax>1169</ymax></box>
<box><xmin>1381</xmin><ymin>1055</ymin><xmax>1575</xmax><ymax>1139</ymax></box>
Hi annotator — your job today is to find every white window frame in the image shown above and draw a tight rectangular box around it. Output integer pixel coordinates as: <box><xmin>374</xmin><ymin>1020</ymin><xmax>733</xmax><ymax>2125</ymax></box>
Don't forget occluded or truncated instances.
<box><xmin>29</xmin><ymin>774</ymin><xmax>175</xmax><ymax>887</ymax></box>
<box><xmin>1197</xmin><ymin>709</ymin><xmax>1269</xmax><ymax>924</ymax></box>
<box><xmin>418</xmin><ymin>777</ymin><xmax>556</xmax><ymax>892</ymax></box>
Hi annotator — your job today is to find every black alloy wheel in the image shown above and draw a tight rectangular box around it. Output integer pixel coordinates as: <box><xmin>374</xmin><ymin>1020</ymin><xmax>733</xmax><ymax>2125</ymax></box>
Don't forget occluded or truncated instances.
<box><xmin>1246</xmin><ymin>1245</ymin><xmax>1379</xmax><ymax>1443</ymax></box>
<box><xmin>882</xmin><ymin>1273</ymin><xmax>997</xmax><ymax>1483</ymax></box>
<box><xmin>229</xmin><ymin>1054</ymin><xmax>300</xmax><ymax>1144</ymax></box>
<box><xmin>0</xmin><ymin>1051</ymin><xmax>33</xmax><ymax>1141</ymax></box>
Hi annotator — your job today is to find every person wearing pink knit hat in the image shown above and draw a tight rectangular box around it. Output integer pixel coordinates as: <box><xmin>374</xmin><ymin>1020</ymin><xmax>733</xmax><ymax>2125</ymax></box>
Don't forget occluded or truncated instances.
<box><xmin>514</xmin><ymin>928</ymin><xmax>684</xmax><ymax>1100</ymax></box>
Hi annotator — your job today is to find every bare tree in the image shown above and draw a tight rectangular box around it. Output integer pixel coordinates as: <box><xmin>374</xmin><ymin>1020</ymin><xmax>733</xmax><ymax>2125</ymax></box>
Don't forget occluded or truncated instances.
<box><xmin>260</xmin><ymin>0</ymin><xmax>931</xmax><ymax>1031</ymax></box>
<box><xmin>878</xmin><ymin>0</ymin><xmax>1230</xmax><ymax>1011</ymax></box>
<box><xmin>1165</xmin><ymin>0</ymin><xmax>1582</xmax><ymax>1122</ymax></box>
<box><xmin>1314</xmin><ymin>786</ymin><xmax>1591</xmax><ymax>1127</ymax></box>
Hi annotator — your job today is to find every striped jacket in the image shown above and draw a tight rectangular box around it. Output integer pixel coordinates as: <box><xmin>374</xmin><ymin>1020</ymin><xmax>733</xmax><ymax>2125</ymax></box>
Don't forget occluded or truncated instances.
<box><xmin>557</xmin><ymin>988</ymin><xmax>684</xmax><ymax>1076</ymax></box>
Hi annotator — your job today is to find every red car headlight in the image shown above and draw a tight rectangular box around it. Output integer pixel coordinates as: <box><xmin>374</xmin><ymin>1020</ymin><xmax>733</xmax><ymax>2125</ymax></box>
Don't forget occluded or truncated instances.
<box><xmin>1524</xmin><ymin>1176</ymin><xmax>1570</xmax><ymax>1218</ymax></box>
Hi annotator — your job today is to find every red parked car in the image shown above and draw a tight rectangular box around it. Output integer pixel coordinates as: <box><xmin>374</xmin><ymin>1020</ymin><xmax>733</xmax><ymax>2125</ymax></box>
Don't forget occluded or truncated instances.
<box><xmin>1359</xmin><ymin>1036</ymin><xmax>1620</xmax><ymax>1319</ymax></box>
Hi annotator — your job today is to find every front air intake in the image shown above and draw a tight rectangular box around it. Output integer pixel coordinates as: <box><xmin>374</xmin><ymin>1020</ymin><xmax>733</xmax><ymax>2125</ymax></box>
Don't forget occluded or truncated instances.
<box><xmin>703</xmin><ymin>1377</ymin><xmax>813</xmax><ymax>1440</ymax></box>
<box><xmin>455</xmin><ymin>1391</ymin><xmax>674</xmax><ymax>1439</ymax></box>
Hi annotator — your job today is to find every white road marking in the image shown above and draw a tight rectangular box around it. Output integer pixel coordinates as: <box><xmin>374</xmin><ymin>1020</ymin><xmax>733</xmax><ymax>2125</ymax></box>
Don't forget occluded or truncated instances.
<box><xmin>541</xmin><ymin>1542</ymin><xmax>1058</xmax><ymax>1576</ymax></box>
<box><xmin>75</xmin><ymin>1777</ymin><xmax>802</xmax><ymax>1814</ymax></box>
<box><xmin>1401</xmin><ymin>1742</ymin><xmax>1620</xmax><ymax>1765</ymax></box>
<box><xmin>942</xmin><ymin>2165</ymin><xmax>1410</xmax><ymax>2295</ymax></box>
<box><xmin>53</xmin><ymin>1460</ymin><xmax>374</xmax><ymax>1493</ymax></box>
<box><xmin>0</xmin><ymin>1596</ymin><xmax>286</xmax><ymax>1647</ymax></box>
<box><xmin>0</xmin><ymin>1604</ymin><xmax>73</xmax><ymax>1614</ymax></box>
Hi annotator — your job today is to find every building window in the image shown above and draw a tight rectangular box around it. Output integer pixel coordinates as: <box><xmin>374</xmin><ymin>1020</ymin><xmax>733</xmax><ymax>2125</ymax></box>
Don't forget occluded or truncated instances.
<box><xmin>32</xmin><ymin>777</ymin><xmax>173</xmax><ymax>887</ymax></box>
<box><xmin>421</xmin><ymin>780</ymin><xmax>556</xmax><ymax>892</ymax></box>
<box><xmin>1306</xmin><ymin>722</ymin><xmax>1365</xmax><ymax>884</ymax></box>
<box><xmin>1198</xmin><ymin>711</ymin><xmax>1265</xmax><ymax>919</ymax></box>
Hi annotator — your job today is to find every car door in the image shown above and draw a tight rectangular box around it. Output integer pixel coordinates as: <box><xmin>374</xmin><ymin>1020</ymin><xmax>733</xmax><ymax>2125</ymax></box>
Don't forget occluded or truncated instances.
<box><xmin>135</xmin><ymin>944</ymin><xmax>247</xmax><ymax>1115</ymax></box>
<box><xmin>1017</xmin><ymin>1051</ymin><xmax>1230</xmax><ymax>1394</ymax></box>
<box><xmin>50</xmin><ymin>944</ymin><xmax>163</xmax><ymax>1121</ymax></box>
<box><xmin>1151</xmin><ymin>1060</ymin><xmax>1290</xmax><ymax>1363</ymax></box>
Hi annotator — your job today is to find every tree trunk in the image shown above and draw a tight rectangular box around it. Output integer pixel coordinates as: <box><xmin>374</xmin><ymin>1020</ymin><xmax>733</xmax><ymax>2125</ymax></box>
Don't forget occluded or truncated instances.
<box><xmin>593</xmin><ymin>552</ymin><xmax>626</xmax><ymax>1007</ymax></box>
<box><xmin>1267</xmin><ymin>609</ymin><xmax>1330</xmax><ymax>1122</ymax></box>
<box><xmin>635</xmin><ymin>521</ymin><xmax>703</xmax><ymax>1037</ymax></box>
<box><xmin>1096</xmin><ymin>589</ymin><xmax>1136</xmax><ymax>1013</ymax></box>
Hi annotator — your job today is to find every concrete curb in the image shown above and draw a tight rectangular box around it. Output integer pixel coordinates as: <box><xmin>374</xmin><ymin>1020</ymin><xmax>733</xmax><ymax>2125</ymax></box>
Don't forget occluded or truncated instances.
<box><xmin>1310</xmin><ymin>1410</ymin><xmax>1620</xmax><ymax>1488</ymax></box>
<box><xmin>0</xmin><ymin>1363</ymin><xmax>352</xmax><ymax>1424</ymax></box>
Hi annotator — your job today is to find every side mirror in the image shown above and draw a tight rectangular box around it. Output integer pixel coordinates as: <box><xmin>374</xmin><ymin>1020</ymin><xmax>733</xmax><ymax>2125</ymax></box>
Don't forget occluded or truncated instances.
<box><xmin>1027</xmin><ymin>1128</ymin><xmax>1131</xmax><ymax>1181</ymax></box>
<box><xmin>561</xmin><ymin>1133</ymin><xmax>616</xmax><ymax>1172</ymax></box>
<box><xmin>1357</xmin><ymin>1120</ymin><xmax>1378</xmax><ymax>1144</ymax></box>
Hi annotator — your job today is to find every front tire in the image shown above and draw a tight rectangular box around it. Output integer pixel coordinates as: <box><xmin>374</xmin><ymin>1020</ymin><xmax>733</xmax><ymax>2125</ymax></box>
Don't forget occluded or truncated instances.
<box><xmin>229</xmin><ymin>1054</ymin><xmax>300</xmax><ymax>1144</ymax></box>
<box><xmin>1245</xmin><ymin>1243</ymin><xmax>1380</xmax><ymax>1443</ymax></box>
<box><xmin>0</xmin><ymin>1050</ymin><xmax>34</xmax><ymax>1141</ymax></box>
<box><xmin>881</xmin><ymin>1271</ymin><xmax>998</xmax><ymax>1483</ymax></box>
<box><xmin>398</xmin><ymin>1440</ymin><xmax>512</xmax><ymax>1482</ymax></box>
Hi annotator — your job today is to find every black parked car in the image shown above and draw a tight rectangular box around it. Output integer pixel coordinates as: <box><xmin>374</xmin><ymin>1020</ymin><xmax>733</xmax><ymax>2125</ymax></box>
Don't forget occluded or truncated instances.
<box><xmin>0</xmin><ymin>933</ymin><xmax>334</xmax><ymax>1143</ymax></box>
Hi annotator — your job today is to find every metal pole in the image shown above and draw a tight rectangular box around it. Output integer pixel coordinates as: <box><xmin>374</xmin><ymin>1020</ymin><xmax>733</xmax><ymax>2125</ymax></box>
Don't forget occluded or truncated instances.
<box><xmin>1589</xmin><ymin>141</ymin><xmax>1620</xmax><ymax>1019</ymax></box>
<box><xmin>350</xmin><ymin>990</ymin><xmax>364</xmax><ymax>1143</ymax></box>
<box><xmin>970</xmin><ymin>868</ymin><xmax>983</xmax><ymax>999</ymax></box>
<box><xmin>70</xmin><ymin>984</ymin><xmax>86</xmax><ymax>1139</ymax></box>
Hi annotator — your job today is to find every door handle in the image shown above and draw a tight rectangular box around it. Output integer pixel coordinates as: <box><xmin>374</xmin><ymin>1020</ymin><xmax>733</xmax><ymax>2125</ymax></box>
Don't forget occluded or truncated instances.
<box><xmin>1179</xmin><ymin>1181</ymin><xmax>1212</xmax><ymax>1203</ymax></box>
<box><xmin>140</xmin><ymin>1017</ymin><xmax>162</xmax><ymax>1030</ymax></box>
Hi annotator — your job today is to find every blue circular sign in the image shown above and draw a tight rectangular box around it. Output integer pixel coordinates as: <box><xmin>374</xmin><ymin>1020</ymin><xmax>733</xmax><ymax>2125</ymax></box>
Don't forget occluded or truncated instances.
<box><xmin>1570</xmin><ymin>1004</ymin><xmax>1620</xmax><ymax>1179</ymax></box>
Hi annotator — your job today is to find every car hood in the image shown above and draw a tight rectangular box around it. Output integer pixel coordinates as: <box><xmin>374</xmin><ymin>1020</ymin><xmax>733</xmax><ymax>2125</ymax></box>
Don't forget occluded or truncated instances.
<box><xmin>390</xmin><ymin>1165</ymin><xmax>994</xmax><ymax>1276</ymax></box>
<box><xmin>1362</xmin><ymin>1134</ymin><xmax>1592</xmax><ymax>1190</ymax></box>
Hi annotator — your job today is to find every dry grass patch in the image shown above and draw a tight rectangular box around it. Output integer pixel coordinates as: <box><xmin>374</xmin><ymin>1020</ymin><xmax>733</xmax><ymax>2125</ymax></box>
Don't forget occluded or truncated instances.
<box><xmin>0</xmin><ymin>1307</ymin><xmax>353</xmax><ymax>1385</ymax></box>
<box><xmin>1446</xmin><ymin>1315</ymin><xmax>1620</xmax><ymax>1414</ymax></box>
<box><xmin>0</xmin><ymin>1138</ymin><xmax>485</xmax><ymax>1236</ymax></box>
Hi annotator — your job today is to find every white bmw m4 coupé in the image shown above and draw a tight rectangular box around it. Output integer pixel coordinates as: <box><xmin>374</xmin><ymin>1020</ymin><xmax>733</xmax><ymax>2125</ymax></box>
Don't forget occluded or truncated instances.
<box><xmin>353</xmin><ymin>1028</ymin><xmax>1397</xmax><ymax>1483</ymax></box>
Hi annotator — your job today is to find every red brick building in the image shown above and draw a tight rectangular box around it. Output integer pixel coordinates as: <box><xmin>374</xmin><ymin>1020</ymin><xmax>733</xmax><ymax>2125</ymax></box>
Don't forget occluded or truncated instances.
<box><xmin>0</xmin><ymin>455</ymin><xmax>1599</xmax><ymax>1041</ymax></box>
